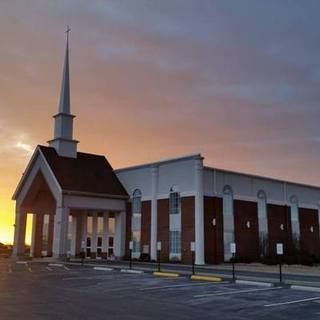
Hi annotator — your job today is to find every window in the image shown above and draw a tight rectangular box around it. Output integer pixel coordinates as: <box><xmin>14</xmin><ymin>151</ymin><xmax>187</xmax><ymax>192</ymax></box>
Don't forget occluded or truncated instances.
<box><xmin>169</xmin><ymin>189</ymin><xmax>180</xmax><ymax>215</ymax></box>
<box><xmin>169</xmin><ymin>231</ymin><xmax>181</xmax><ymax>254</ymax></box>
<box><xmin>131</xmin><ymin>189</ymin><xmax>142</xmax><ymax>254</ymax></box>
<box><xmin>169</xmin><ymin>186</ymin><xmax>181</xmax><ymax>258</ymax></box>
<box><xmin>97</xmin><ymin>216</ymin><xmax>104</xmax><ymax>234</ymax></box>
<box><xmin>108</xmin><ymin>217</ymin><xmax>115</xmax><ymax>235</ymax></box>
<box><xmin>132</xmin><ymin>231</ymin><xmax>141</xmax><ymax>252</ymax></box>
<box><xmin>87</xmin><ymin>215</ymin><xmax>93</xmax><ymax>234</ymax></box>
<box><xmin>132</xmin><ymin>189</ymin><xmax>142</xmax><ymax>214</ymax></box>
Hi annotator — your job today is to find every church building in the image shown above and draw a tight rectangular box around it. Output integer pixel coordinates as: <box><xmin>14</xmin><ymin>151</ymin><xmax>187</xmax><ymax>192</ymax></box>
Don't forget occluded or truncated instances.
<box><xmin>12</xmin><ymin>33</ymin><xmax>320</xmax><ymax>265</ymax></box>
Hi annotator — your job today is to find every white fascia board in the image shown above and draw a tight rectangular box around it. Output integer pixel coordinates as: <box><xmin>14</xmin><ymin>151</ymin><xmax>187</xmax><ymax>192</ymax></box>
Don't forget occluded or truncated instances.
<box><xmin>115</xmin><ymin>153</ymin><xmax>202</xmax><ymax>173</ymax></box>
<box><xmin>12</xmin><ymin>147</ymin><xmax>41</xmax><ymax>200</ymax></box>
<box><xmin>204</xmin><ymin>166</ymin><xmax>320</xmax><ymax>191</ymax></box>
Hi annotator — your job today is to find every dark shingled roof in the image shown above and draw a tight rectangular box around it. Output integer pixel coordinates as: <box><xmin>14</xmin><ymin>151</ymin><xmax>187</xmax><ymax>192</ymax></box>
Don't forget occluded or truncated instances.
<box><xmin>39</xmin><ymin>145</ymin><xmax>128</xmax><ymax>197</ymax></box>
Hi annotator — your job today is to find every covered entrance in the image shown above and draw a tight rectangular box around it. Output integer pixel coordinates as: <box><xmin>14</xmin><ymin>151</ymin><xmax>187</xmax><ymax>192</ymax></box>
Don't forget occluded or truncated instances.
<box><xmin>12</xmin><ymin>145</ymin><xmax>129</xmax><ymax>260</ymax></box>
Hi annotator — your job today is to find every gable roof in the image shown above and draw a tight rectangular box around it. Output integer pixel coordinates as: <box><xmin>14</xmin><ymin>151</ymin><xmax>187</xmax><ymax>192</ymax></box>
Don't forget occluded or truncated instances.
<box><xmin>38</xmin><ymin>145</ymin><xmax>128</xmax><ymax>198</ymax></box>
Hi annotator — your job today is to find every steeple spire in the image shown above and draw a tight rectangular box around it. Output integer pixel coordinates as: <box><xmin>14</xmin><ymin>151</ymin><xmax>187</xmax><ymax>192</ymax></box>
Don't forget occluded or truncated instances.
<box><xmin>48</xmin><ymin>26</ymin><xmax>78</xmax><ymax>158</ymax></box>
<box><xmin>58</xmin><ymin>26</ymin><xmax>71</xmax><ymax>114</ymax></box>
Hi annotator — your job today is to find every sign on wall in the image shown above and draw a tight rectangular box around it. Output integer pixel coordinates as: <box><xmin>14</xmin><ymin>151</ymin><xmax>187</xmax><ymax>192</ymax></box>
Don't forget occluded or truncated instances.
<box><xmin>276</xmin><ymin>243</ymin><xmax>283</xmax><ymax>255</ymax></box>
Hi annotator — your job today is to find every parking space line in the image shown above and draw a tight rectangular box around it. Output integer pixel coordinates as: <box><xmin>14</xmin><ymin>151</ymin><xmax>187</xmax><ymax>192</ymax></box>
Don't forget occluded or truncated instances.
<box><xmin>194</xmin><ymin>286</ymin><xmax>282</xmax><ymax>298</ymax></box>
<box><xmin>28</xmin><ymin>267</ymin><xmax>33</xmax><ymax>273</ymax></box>
<box><xmin>8</xmin><ymin>264</ymin><xmax>12</xmax><ymax>273</ymax></box>
<box><xmin>64</xmin><ymin>265</ymin><xmax>70</xmax><ymax>271</ymax></box>
<box><xmin>265</xmin><ymin>296</ymin><xmax>320</xmax><ymax>307</ymax></box>
<box><xmin>140</xmin><ymin>281</ymin><xmax>229</xmax><ymax>291</ymax></box>
<box><xmin>46</xmin><ymin>266</ymin><xmax>53</xmax><ymax>271</ymax></box>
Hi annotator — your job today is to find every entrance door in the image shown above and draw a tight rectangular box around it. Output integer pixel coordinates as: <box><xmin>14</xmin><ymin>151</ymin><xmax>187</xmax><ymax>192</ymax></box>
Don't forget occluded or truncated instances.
<box><xmin>86</xmin><ymin>237</ymin><xmax>91</xmax><ymax>258</ymax></box>
<box><xmin>97</xmin><ymin>236</ymin><xmax>103</xmax><ymax>259</ymax></box>
<box><xmin>107</xmin><ymin>236</ymin><xmax>114</xmax><ymax>258</ymax></box>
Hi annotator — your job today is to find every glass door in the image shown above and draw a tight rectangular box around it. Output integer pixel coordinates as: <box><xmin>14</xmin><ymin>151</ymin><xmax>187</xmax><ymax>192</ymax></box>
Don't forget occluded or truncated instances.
<box><xmin>86</xmin><ymin>237</ymin><xmax>91</xmax><ymax>258</ymax></box>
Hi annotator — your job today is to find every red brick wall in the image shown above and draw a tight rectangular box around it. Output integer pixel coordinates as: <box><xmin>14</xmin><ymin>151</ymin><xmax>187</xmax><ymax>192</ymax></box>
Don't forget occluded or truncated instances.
<box><xmin>181</xmin><ymin>197</ymin><xmax>195</xmax><ymax>263</ymax></box>
<box><xmin>299</xmin><ymin>208</ymin><xmax>320</xmax><ymax>257</ymax></box>
<box><xmin>234</xmin><ymin>200</ymin><xmax>259</xmax><ymax>261</ymax></box>
<box><xmin>267</xmin><ymin>204</ymin><xmax>292</xmax><ymax>258</ymax></box>
<box><xmin>157</xmin><ymin>199</ymin><xmax>169</xmax><ymax>261</ymax></box>
<box><xmin>204</xmin><ymin>196</ymin><xmax>224</xmax><ymax>264</ymax></box>
<box><xmin>125</xmin><ymin>202</ymin><xmax>132</xmax><ymax>258</ymax></box>
<box><xmin>141</xmin><ymin>201</ymin><xmax>151</xmax><ymax>253</ymax></box>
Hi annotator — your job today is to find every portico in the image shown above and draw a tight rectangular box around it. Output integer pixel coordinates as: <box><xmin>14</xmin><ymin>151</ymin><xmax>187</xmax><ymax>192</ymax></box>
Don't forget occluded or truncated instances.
<box><xmin>12</xmin><ymin>147</ymin><xmax>128</xmax><ymax>259</ymax></box>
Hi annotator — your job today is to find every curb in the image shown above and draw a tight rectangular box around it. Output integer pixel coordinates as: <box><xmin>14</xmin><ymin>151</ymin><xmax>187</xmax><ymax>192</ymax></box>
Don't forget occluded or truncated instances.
<box><xmin>93</xmin><ymin>267</ymin><xmax>113</xmax><ymax>271</ymax></box>
<box><xmin>48</xmin><ymin>263</ymin><xmax>64</xmax><ymax>268</ymax></box>
<box><xmin>120</xmin><ymin>269</ymin><xmax>144</xmax><ymax>274</ymax></box>
<box><xmin>236</xmin><ymin>279</ymin><xmax>273</xmax><ymax>287</ymax></box>
<box><xmin>291</xmin><ymin>285</ymin><xmax>320</xmax><ymax>293</ymax></box>
<box><xmin>153</xmin><ymin>271</ymin><xmax>179</xmax><ymax>278</ymax></box>
<box><xmin>16</xmin><ymin>261</ymin><xmax>28</xmax><ymax>265</ymax></box>
<box><xmin>191</xmin><ymin>275</ymin><xmax>222</xmax><ymax>282</ymax></box>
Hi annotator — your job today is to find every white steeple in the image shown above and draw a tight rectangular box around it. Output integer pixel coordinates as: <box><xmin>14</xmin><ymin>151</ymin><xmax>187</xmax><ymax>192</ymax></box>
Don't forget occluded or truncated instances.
<box><xmin>48</xmin><ymin>27</ymin><xmax>78</xmax><ymax>158</ymax></box>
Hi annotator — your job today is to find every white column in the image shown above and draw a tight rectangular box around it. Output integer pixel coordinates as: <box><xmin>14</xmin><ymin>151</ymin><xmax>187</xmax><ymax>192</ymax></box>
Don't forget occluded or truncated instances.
<box><xmin>195</xmin><ymin>157</ymin><xmax>205</xmax><ymax>265</ymax></box>
<box><xmin>81</xmin><ymin>211</ymin><xmax>87</xmax><ymax>251</ymax></box>
<box><xmin>114</xmin><ymin>211</ymin><xmax>126</xmax><ymax>258</ymax></box>
<box><xmin>70</xmin><ymin>216</ymin><xmax>77</xmax><ymax>256</ymax></box>
<box><xmin>30</xmin><ymin>214</ymin><xmax>37</xmax><ymax>257</ymax></box>
<box><xmin>13</xmin><ymin>206</ymin><xmax>27</xmax><ymax>256</ymax></box>
<box><xmin>150</xmin><ymin>165</ymin><xmax>159</xmax><ymax>261</ymax></box>
<box><xmin>102</xmin><ymin>212</ymin><xmax>109</xmax><ymax>254</ymax></box>
<box><xmin>75</xmin><ymin>214</ymin><xmax>83</xmax><ymax>255</ymax></box>
<box><xmin>53</xmin><ymin>206</ymin><xmax>70</xmax><ymax>258</ymax></box>
<box><xmin>91</xmin><ymin>212</ymin><xmax>98</xmax><ymax>256</ymax></box>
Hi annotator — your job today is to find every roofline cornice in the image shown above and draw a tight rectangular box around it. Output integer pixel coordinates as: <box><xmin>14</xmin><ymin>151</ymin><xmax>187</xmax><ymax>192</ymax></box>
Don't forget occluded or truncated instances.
<box><xmin>62</xmin><ymin>190</ymin><xmax>129</xmax><ymax>200</ymax></box>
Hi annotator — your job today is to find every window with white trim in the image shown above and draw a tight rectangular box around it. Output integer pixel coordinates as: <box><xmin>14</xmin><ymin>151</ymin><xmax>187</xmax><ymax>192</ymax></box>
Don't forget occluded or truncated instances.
<box><xmin>169</xmin><ymin>186</ymin><xmax>181</xmax><ymax>259</ymax></box>
<box><xmin>131</xmin><ymin>189</ymin><xmax>142</xmax><ymax>254</ymax></box>
<box><xmin>169</xmin><ymin>231</ymin><xmax>181</xmax><ymax>254</ymax></box>
<box><xmin>169</xmin><ymin>190</ymin><xmax>180</xmax><ymax>215</ymax></box>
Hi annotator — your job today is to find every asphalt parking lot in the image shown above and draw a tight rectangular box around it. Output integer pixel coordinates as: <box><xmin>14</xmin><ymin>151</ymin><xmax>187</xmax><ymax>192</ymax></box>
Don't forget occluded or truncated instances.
<box><xmin>0</xmin><ymin>259</ymin><xmax>320</xmax><ymax>320</ymax></box>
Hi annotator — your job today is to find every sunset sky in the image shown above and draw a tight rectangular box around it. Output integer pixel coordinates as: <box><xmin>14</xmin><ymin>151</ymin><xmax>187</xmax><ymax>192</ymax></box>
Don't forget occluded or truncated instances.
<box><xmin>1</xmin><ymin>1</ymin><xmax>320</xmax><ymax>244</ymax></box>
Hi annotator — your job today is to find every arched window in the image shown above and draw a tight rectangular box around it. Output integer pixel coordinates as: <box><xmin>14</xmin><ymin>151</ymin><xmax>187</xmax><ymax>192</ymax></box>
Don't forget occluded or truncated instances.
<box><xmin>169</xmin><ymin>185</ymin><xmax>181</xmax><ymax>259</ymax></box>
<box><xmin>131</xmin><ymin>189</ymin><xmax>142</xmax><ymax>255</ymax></box>
<box><xmin>132</xmin><ymin>189</ymin><xmax>142</xmax><ymax>214</ymax></box>
<box><xmin>290</xmin><ymin>195</ymin><xmax>300</xmax><ymax>246</ymax></box>
<box><xmin>223</xmin><ymin>185</ymin><xmax>233</xmax><ymax>217</ymax></box>
<box><xmin>257</xmin><ymin>190</ymin><xmax>267</xmax><ymax>220</ymax></box>
<box><xmin>222</xmin><ymin>185</ymin><xmax>234</xmax><ymax>260</ymax></box>
<box><xmin>257</xmin><ymin>190</ymin><xmax>268</xmax><ymax>257</ymax></box>
<box><xmin>169</xmin><ymin>185</ymin><xmax>180</xmax><ymax>215</ymax></box>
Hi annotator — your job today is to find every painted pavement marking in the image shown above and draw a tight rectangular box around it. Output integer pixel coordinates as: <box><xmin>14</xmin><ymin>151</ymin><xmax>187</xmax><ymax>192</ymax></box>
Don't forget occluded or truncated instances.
<box><xmin>140</xmin><ymin>281</ymin><xmax>229</xmax><ymax>291</ymax></box>
<box><xmin>194</xmin><ymin>286</ymin><xmax>282</xmax><ymax>298</ymax></box>
<box><xmin>265</xmin><ymin>296</ymin><xmax>320</xmax><ymax>307</ymax></box>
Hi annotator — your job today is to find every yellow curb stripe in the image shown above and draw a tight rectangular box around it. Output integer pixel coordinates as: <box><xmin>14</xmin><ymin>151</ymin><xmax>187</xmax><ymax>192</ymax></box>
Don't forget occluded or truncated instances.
<box><xmin>191</xmin><ymin>275</ymin><xmax>222</xmax><ymax>282</ymax></box>
<box><xmin>153</xmin><ymin>271</ymin><xmax>179</xmax><ymax>278</ymax></box>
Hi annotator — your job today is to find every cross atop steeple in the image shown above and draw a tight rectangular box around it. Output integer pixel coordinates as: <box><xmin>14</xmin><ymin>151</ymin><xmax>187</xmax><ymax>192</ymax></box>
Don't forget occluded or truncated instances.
<box><xmin>48</xmin><ymin>27</ymin><xmax>78</xmax><ymax>158</ymax></box>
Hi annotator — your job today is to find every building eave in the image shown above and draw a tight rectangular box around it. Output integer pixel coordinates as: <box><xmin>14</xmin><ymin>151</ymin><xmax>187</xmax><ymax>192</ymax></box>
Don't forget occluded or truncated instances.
<box><xmin>62</xmin><ymin>190</ymin><xmax>129</xmax><ymax>200</ymax></box>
